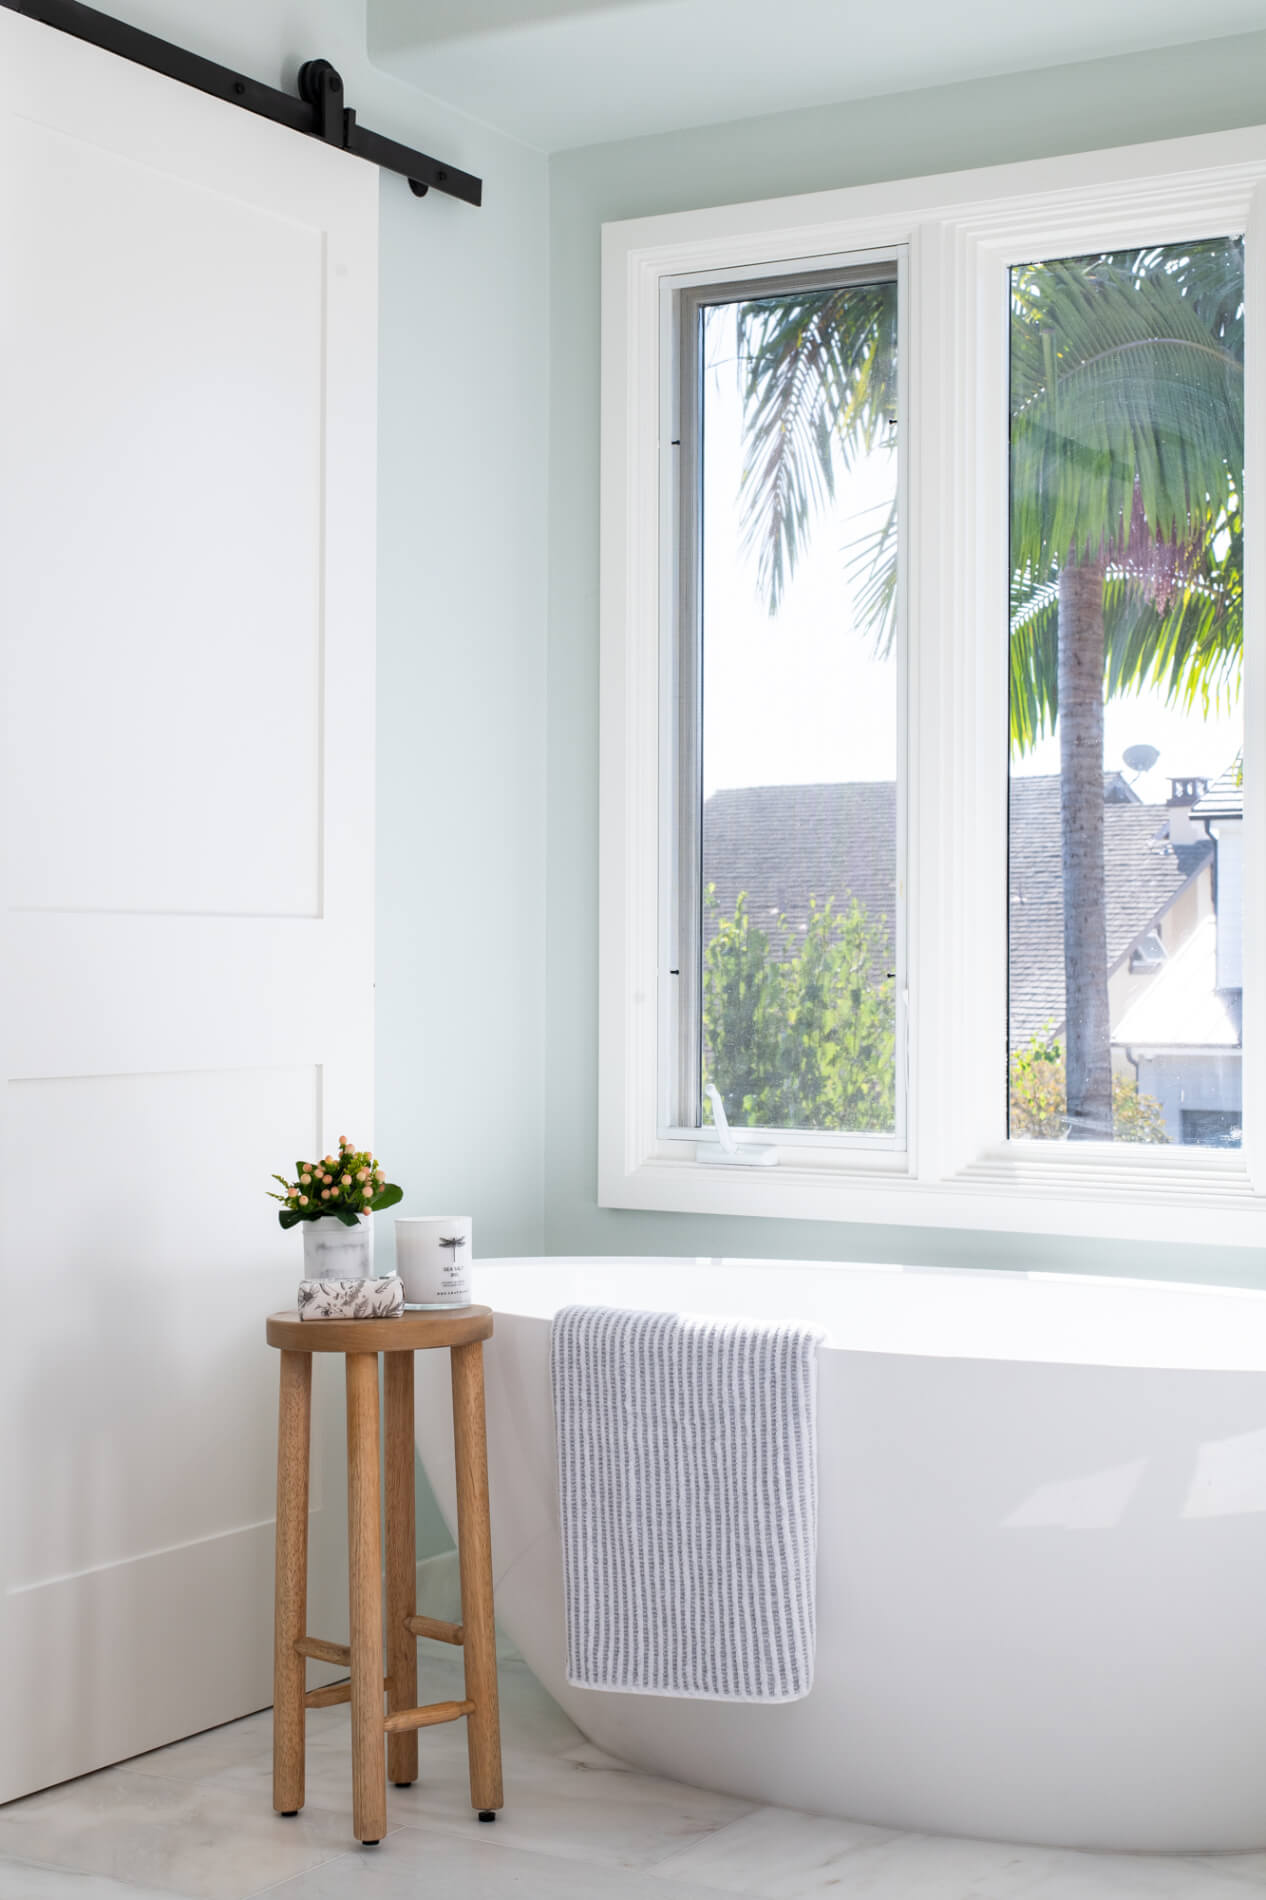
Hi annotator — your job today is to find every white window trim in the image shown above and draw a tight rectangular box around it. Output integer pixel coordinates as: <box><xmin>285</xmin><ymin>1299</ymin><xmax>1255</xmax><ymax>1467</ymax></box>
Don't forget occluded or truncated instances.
<box><xmin>598</xmin><ymin>124</ymin><xmax>1266</xmax><ymax>1246</ymax></box>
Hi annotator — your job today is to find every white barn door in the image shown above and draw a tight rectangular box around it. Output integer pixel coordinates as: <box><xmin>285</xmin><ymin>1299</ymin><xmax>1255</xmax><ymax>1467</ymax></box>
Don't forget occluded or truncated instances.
<box><xmin>0</xmin><ymin>11</ymin><xmax>378</xmax><ymax>1800</ymax></box>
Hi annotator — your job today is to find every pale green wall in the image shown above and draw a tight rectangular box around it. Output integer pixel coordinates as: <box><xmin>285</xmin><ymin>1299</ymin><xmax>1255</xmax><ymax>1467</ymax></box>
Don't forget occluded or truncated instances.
<box><xmin>545</xmin><ymin>29</ymin><xmax>1266</xmax><ymax>1288</ymax></box>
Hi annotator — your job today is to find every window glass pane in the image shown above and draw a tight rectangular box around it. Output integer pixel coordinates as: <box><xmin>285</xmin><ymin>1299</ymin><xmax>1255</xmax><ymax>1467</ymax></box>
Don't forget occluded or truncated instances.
<box><xmin>692</xmin><ymin>273</ymin><xmax>901</xmax><ymax>1136</ymax></box>
<box><xmin>1008</xmin><ymin>239</ymin><xmax>1244</xmax><ymax>1146</ymax></box>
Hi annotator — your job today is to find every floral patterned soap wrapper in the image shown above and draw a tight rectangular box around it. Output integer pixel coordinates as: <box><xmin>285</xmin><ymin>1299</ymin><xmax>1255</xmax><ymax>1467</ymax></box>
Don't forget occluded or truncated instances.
<box><xmin>298</xmin><ymin>1273</ymin><xmax>405</xmax><ymax>1320</ymax></box>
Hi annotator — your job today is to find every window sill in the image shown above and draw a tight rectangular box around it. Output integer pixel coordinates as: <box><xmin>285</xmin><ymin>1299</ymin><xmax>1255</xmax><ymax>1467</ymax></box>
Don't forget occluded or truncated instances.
<box><xmin>599</xmin><ymin>1146</ymin><xmax>1266</xmax><ymax>1246</ymax></box>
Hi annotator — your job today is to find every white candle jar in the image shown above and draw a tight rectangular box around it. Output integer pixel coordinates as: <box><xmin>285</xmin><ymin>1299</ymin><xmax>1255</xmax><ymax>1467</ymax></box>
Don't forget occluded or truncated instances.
<box><xmin>394</xmin><ymin>1215</ymin><xmax>473</xmax><ymax>1308</ymax></box>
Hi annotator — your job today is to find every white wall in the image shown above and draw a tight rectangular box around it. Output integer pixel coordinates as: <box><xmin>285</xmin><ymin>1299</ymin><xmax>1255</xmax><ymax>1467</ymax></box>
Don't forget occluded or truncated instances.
<box><xmin>83</xmin><ymin>0</ymin><xmax>551</xmax><ymax>1550</ymax></box>
<box><xmin>1215</xmin><ymin>822</ymin><xmax>1245</xmax><ymax>990</ymax></box>
<box><xmin>90</xmin><ymin>0</ymin><xmax>551</xmax><ymax>1264</ymax></box>
<box><xmin>1137</xmin><ymin>1051</ymin><xmax>1242</xmax><ymax>1143</ymax></box>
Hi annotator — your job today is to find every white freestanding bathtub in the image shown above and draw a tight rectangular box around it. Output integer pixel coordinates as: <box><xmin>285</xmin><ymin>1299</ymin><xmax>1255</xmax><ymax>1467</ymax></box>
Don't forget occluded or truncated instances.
<box><xmin>413</xmin><ymin>1256</ymin><xmax>1266</xmax><ymax>1851</ymax></box>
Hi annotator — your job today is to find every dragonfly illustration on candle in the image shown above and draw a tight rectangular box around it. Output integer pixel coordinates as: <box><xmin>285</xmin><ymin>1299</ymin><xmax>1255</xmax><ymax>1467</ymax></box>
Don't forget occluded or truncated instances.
<box><xmin>438</xmin><ymin>1231</ymin><xmax>469</xmax><ymax>1294</ymax></box>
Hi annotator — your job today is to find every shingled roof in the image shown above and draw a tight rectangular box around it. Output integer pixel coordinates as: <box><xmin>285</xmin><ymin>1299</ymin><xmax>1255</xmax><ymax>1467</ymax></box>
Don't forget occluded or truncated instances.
<box><xmin>703</xmin><ymin>781</ymin><xmax>897</xmax><ymax>957</ymax></box>
<box><xmin>701</xmin><ymin>776</ymin><xmax>1212</xmax><ymax>1044</ymax></box>
<box><xmin>1007</xmin><ymin>776</ymin><xmax>1211</xmax><ymax>1043</ymax></box>
<box><xmin>1193</xmin><ymin>755</ymin><xmax>1243</xmax><ymax>821</ymax></box>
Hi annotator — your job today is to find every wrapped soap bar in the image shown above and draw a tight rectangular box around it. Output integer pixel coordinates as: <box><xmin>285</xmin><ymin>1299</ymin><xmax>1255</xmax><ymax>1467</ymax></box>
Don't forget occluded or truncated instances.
<box><xmin>298</xmin><ymin>1273</ymin><xmax>405</xmax><ymax>1320</ymax></box>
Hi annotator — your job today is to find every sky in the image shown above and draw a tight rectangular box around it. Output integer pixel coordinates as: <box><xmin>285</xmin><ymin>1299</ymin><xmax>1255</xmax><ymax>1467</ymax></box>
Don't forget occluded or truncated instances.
<box><xmin>699</xmin><ymin>304</ymin><xmax>1242</xmax><ymax>809</ymax></box>
<box><xmin>700</xmin><ymin>303</ymin><xmax>898</xmax><ymax>799</ymax></box>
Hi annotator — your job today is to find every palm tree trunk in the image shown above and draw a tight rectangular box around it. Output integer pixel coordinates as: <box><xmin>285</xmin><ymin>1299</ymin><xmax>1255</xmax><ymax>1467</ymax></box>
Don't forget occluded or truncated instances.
<box><xmin>1058</xmin><ymin>556</ymin><xmax>1113</xmax><ymax>1140</ymax></box>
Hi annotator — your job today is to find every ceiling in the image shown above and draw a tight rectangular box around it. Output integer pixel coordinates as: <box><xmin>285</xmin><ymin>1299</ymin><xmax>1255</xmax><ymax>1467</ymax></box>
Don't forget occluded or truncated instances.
<box><xmin>369</xmin><ymin>0</ymin><xmax>1265</xmax><ymax>152</ymax></box>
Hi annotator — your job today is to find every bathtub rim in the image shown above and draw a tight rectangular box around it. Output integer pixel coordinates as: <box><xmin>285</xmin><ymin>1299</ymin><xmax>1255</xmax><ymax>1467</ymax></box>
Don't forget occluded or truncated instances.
<box><xmin>464</xmin><ymin>1253</ymin><xmax>1266</xmax><ymax>1375</ymax></box>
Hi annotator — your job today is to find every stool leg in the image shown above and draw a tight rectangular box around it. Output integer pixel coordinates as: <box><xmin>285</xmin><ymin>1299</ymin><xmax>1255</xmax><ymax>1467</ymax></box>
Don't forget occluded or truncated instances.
<box><xmin>273</xmin><ymin>1350</ymin><xmax>311</xmax><ymax>1816</ymax></box>
<box><xmin>451</xmin><ymin>1340</ymin><xmax>503</xmax><ymax>1815</ymax></box>
<box><xmin>384</xmin><ymin>1351</ymin><xmax>419</xmax><ymax>1786</ymax></box>
<box><xmin>346</xmin><ymin>1352</ymin><xmax>387</xmax><ymax>1845</ymax></box>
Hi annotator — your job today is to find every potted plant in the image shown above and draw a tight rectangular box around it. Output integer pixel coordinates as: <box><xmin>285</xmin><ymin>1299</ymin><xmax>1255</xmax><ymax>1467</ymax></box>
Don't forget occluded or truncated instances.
<box><xmin>269</xmin><ymin>1137</ymin><xmax>403</xmax><ymax>1280</ymax></box>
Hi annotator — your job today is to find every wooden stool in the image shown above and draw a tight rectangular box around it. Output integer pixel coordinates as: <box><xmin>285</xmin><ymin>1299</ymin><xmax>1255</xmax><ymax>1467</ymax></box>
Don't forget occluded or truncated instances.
<box><xmin>265</xmin><ymin>1307</ymin><xmax>503</xmax><ymax>1846</ymax></box>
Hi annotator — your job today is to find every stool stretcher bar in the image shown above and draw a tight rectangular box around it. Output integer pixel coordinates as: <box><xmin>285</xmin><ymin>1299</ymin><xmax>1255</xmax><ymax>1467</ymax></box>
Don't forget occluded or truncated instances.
<box><xmin>296</xmin><ymin>1637</ymin><xmax>351</xmax><ymax>1667</ymax></box>
<box><xmin>405</xmin><ymin>1614</ymin><xmax>464</xmax><ymax>1645</ymax></box>
<box><xmin>305</xmin><ymin>1676</ymin><xmax>390</xmax><ymax>1711</ymax></box>
<box><xmin>383</xmin><ymin>1699</ymin><xmax>475</xmax><ymax>1735</ymax></box>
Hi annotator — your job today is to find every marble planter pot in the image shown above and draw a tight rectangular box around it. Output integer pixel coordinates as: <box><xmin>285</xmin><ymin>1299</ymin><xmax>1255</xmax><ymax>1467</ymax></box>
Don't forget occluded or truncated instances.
<box><xmin>301</xmin><ymin>1217</ymin><xmax>371</xmax><ymax>1281</ymax></box>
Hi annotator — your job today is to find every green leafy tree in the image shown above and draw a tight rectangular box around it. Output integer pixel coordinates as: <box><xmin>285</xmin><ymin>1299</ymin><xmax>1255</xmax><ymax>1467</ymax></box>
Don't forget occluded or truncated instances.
<box><xmin>1111</xmin><ymin>1074</ymin><xmax>1170</xmax><ymax>1144</ymax></box>
<box><xmin>703</xmin><ymin>889</ymin><xmax>895</xmax><ymax>1133</ymax></box>
<box><xmin>737</xmin><ymin>242</ymin><xmax>1243</xmax><ymax>1141</ymax></box>
<box><xmin>1008</xmin><ymin>1026</ymin><xmax>1168</xmax><ymax>1143</ymax></box>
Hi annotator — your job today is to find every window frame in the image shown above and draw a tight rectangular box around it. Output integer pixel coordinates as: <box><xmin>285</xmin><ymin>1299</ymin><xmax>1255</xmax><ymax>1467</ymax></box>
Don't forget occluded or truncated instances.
<box><xmin>598</xmin><ymin>125</ymin><xmax>1266</xmax><ymax>1244</ymax></box>
<box><xmin>662</xmin><ymin>252</ymin><xmax>909</xmax><ymax>1153</ymax></box>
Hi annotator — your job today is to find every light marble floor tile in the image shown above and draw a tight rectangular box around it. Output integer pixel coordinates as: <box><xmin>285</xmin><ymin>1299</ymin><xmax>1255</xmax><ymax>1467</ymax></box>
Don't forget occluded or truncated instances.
<box><xmin>123</xmin><ymin>1656</ymin><xmax>588</xmax><ymax>1845</ymax></box>
<box><xmin>133</xmin><ymin>1713</ymin><xmax>470</xmax><ymax>1833</ymax></box>
<box><xmin>0</xmin><ymin>1769</ymin><xmax>366</xmax><ymax>1900</ymax></box>
<box><xmin>9</xmin><ymin>1668</ymin><xmax>1266</xmax><ymax>1900</ymax></box>
<box><xmin>646</xmin><ymin>1803</ymin><xmax>903</xmax><ymax>1893</ymax></box>
<box><xmin>262</xmin><ymin>1823</ymin><xmax>764</xmax><ymax>1899</ymax></box>
<box><xmin>0</xmin><ymin>1861</ymin><xmax>192</xmax><ymax>1900</ymax></box>
<box><xmin>1196</xmin><ymin>1855</ymin><xmax>1266</xmax><ymax>1889</ymax></box>
<box><xmin>652</xmin><ymin>1808</ymin><xmax>1260</xmax><ymax>1900</ymax></box>
<box><xmin>650</xmin><ymin>1813</ymin><xmax>1050</xmax><ymax>1898</ymax></box>
<box><xmin>1010</xmin><ymin>1851</ymin><xmax>1261</xmax><ymax>1898</ymax></box>
<box><xmin>389</xmin><ymin>1737</ymin><xmax>755</xmax><ymax>1868</ymax></box>
<box><xmin>558</xmin><ymin>1739</ymin><xmax>650</xmax><ymax>1772</ymax></box>
<box><xmin>123</xmin><ymin>1653</ymin><xmax>745</xmax><ymax>1873</ymax></box>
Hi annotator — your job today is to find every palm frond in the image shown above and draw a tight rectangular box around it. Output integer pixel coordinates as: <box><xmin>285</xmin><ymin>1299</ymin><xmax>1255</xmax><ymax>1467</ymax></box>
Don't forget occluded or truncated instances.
<box><xmin>1010</xmin><ymin>243</ymin><xmax>1243</xmax><ymax>576</ymax></box>
<box><xmin>843</xmin><ymin>491</ymin><xmax>899</xmax><ymax>658</ymax></box>
<box><xmin>1007</xmin><ymin>238</ymin><xmax>1244</xmax><ymax>751</ymax></box>
<box><xmin>1009</xmin><ymin>519</ymin><xmax>1242</xmax><ymax>753</ymax></box>
<box><xmin>736</xmin><ymin>281</ymin><xmax>897</xmax><ymax>616</ymax></box>
<box><xmin>735</xmin><ymin>239</ymin><xmax>1244</xmax><ymax>741</ymax></box>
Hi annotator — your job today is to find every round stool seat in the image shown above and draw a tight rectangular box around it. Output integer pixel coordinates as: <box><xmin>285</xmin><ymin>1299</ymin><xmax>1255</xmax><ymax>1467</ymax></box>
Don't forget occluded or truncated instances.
<box><xmin>265</xmin><ymin>1305</ymin><xmax>492</xmax><ymax>1354</ymax></box>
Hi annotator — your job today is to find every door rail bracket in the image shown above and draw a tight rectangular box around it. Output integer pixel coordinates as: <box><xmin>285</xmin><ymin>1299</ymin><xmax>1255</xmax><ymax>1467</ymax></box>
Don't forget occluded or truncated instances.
<box><xmin>1</xmin><ymin>0</ymin><xmax>483</xmax><ymax>208</ymax></box>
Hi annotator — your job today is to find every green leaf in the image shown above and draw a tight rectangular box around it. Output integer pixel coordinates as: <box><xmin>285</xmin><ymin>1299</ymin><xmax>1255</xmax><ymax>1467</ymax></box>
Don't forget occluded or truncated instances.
<box><xmin>334</xmin><ymin>1207</ymin><xmax>361</xmax><ymax>1228</ymax></box>
<box><xmin>279</xmin><ymin>1208</ymin><xmax>303</xmax><ymax>1230</ymax></box>
<box><xmin>703</xmin><ymin>891</ymin><xmax>896</xmax><ymax>1134</ymax></box>
<box><xmin>737</xmin><ymin>279</ymin><xmax>898</xmax><ymax>625</ymax></box>
<box><xmin>369</xmin><ymin>1183</ymin><xmax>403</xmax><ymax>1213</ymax></box>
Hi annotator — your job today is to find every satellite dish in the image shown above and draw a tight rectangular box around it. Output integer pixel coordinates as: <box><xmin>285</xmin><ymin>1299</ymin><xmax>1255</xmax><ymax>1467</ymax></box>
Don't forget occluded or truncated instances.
<box><xmin>1123</xmin><ymin>744</ymin><xmax>1160</xmax><ymax>775</ymax></box>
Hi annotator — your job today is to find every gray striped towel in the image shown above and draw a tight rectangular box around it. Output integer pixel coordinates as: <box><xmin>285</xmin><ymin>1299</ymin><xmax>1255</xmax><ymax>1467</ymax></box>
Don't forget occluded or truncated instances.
<box><xmin>551</xmin><ymin>1304</ymin><xmax>824</xmax><ymax>1702</ymax></box>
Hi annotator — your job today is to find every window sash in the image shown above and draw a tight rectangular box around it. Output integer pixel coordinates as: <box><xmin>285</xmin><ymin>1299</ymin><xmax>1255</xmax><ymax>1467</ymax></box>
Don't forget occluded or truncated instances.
<box><xmin>663</xmin><ymin>256</ymin><xmax>908</xmax><ymax>1147</ymax></box>
<box><xmin>597</xmin><ymin>126</ymin><xmax>1266</xmax><ymax>1242</ymax></box>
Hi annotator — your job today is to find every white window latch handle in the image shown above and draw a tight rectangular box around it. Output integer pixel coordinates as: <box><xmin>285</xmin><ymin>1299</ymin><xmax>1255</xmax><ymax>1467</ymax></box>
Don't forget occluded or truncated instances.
<box><xmin>697</xmin><ymin>1085</ymin><xmax>778</xmax><ymax>1167</ymax></box>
